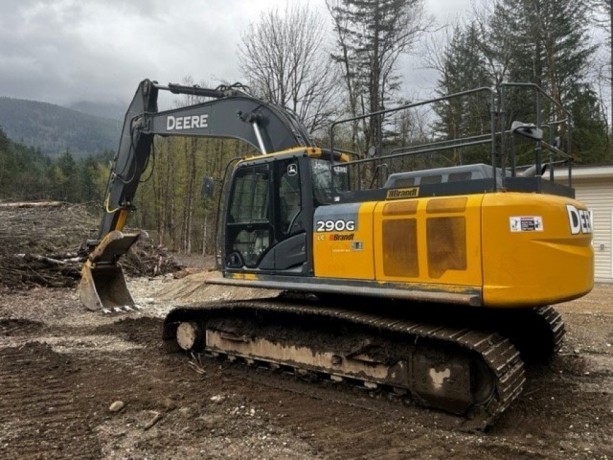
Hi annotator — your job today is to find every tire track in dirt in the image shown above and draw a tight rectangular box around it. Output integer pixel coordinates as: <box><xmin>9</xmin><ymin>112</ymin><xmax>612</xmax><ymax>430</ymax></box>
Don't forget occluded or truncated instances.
<box><xmin>0</xmin><ymin>318</ymin><xmax>45</xmax><ymax>336</ymax></box>
<box><xmin>0</xmin><ymin>342</ymin><xmax>101</xmax><ymax>459</ymax></box>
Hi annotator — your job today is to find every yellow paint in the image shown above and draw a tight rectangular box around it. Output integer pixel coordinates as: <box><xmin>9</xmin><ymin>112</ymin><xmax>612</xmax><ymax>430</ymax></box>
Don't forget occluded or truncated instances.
<box><xmin>313</xmin><ymin>202</ymin><xmax>376</xmax><ymax>279</ymax></box>
<box><xmin>240</xmin><ymin>146</ymin><xmax>351</xmax><ymax>163</ymax></box>
<box><xmin>115</xmin><ymin>210</ymin><xmax>128</xmax><ymax>231</ymax></box>
<box><xmin>272</xmin><ymin>146</ymin><xmax>320</xmax><ymax>157</ymax></box>
<box><xmin>227</xmin><ymin>272</ymin><xmax>260</xmax><ymax>281</ymax></box>
<box><xmin>305</xmin><ymin>148</ymin><xmax>350</xmax><ymax>162</ymax></box>
<box><xmin>311</xmin><ymin>191</ymin><xmax>593</xmax><ymax>309</ymax></box>
<box><xmin>242</xmin><ymin>147</ymin><xmax>325</xmax><ymax>162</ymax></box>
<box><xmin>481</xmin><ymin>193</ymin><xmax>593</xmax><ymax>307</ymax></box>
<box><xmin>382</xmin><ymin>200</ymin><xmax>418</xmax><ymax>216</ymax></box>
<box><xmin>373</xmin><ymin>195</ymin><xmax>483</xmax><ymax>287</ymax></box>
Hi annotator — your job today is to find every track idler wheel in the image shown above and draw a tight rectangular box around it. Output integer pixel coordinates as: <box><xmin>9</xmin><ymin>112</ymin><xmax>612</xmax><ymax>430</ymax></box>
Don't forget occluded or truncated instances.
<box><xmin>176</xmin><ymin>322</ymin><xmax>203</xmax><ymax>351</ymax></box>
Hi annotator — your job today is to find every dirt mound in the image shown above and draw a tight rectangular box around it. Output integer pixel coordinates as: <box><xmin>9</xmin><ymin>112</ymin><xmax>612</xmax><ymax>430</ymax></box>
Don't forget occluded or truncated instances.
<box><xmin>0</xmin><ymin>202</ymin><xmax>181</xmax><ymax>290</ymax></box>
<box><xmin>0</xmin><ymin>318</ymin><xmax>45</xmax><ymax>336</ymax></box>
<box><xmin>0</xmin><ymin>202</ymin><xmax>94</xmax><ymax>289</ymax></box>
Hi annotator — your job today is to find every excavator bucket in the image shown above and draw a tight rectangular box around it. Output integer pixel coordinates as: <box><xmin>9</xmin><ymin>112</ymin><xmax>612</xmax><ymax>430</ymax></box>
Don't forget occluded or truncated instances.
<box><xmin>78</xmin><ymin>230</ymin><xmax>145</xmax><ymax>312</ymax></box>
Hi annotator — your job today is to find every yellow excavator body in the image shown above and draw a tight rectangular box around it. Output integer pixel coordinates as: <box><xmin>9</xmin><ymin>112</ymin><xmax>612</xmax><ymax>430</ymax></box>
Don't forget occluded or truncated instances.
<box><xmin>312</xmin><ymin>192</ymin><xmax>593</xmax><ymax>308</ymax></box>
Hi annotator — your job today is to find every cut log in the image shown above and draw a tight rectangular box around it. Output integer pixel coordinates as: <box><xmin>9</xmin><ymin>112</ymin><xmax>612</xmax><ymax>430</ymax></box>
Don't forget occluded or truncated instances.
<box><xmin>0</xmin><ymin>201</ymin><xmax>64</xmax><ymax>209</ymax></box>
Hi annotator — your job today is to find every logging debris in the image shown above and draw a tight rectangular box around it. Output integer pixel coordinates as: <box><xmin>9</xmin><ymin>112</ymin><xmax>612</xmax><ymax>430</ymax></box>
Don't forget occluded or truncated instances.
<box><xmin>0</xmin><ymin>202</ymin><xmax>182</xmax><ymax>290</ymax></box>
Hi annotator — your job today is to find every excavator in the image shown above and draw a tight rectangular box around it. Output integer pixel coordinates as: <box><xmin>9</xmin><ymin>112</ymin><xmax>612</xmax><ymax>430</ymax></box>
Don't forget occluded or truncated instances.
<box><xmin>79</xmin><ymin>79</ymin><xmax>593</xmax><ymax>428</ymax></box>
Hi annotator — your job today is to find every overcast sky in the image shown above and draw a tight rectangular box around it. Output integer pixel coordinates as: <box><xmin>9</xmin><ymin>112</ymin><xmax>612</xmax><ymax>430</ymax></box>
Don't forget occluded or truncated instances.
<box><xmin>0</xmin><ymin>0</ymin><xmax>472</xmax><ymax>109</ymax></box>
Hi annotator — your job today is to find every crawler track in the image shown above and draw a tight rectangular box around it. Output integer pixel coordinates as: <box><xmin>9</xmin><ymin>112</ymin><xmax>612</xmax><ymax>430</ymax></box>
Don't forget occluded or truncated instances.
<box><xmin>534</xmin><ymin>306</ymin><xmax>565</xmax><ymax>356</ymax></box>
<box><xmin>484</xmin><ymin>305</ymin><xmax>566</xmax><ymax>365</ymax></box>
<box><xmin>164</xmin><ymin>298</ymin><xmax>528</xmax><ymax>428</ymax></box>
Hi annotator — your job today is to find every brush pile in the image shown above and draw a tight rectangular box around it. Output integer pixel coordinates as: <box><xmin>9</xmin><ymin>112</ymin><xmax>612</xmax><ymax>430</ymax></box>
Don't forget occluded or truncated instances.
<box><xmin>0</xmin><ymin>202</ymin><xmax>181</xmax><ymax>290</ymax></box>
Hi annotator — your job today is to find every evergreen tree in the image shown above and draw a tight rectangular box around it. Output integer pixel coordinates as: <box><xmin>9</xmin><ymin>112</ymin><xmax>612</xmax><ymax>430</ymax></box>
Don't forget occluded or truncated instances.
<box><xmin>327</xmin><ymin>0</ymin><xmax>426</xmax><ymax>153</ymax></box>
<box><xmin>49</xmin><ymin>151</ymin><xmax>79</xmax><ymax>202</ymax></box>
<box><xmin>433</xmin><ymin>23</ymin><xmax>493</xmax><ymax>164</ymax></box>
<box><xmin>497</xmin><ymin>0</ymin><xmax>595</xmax><ymax>104</ymax></box>
<box><xmin>433</xmin><ymin>0</ymin><xmax>608</xmax><ymax>164</ymax></box>
<box><xmin>568</xmin><ymin>85</ymin><xmax>610</xmax><ymax>164</ymax></box>
<box><xmin>78</xmin><ymin>155</ymin><xmax>104</xmax><ymax>204</ymax></box>
<box><xmin>499</xmin><ymin>0</ymin><xmax>606</xmax><ymax>163</ymax></box>
<box><xmin>0</xmin><ymin>127</ymin><xmax>53</xmax><ymax>200</ymax></box>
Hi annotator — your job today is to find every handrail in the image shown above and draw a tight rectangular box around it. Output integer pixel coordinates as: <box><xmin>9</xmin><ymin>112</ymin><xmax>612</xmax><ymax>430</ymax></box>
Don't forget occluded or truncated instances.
<box><xmin>327</xmin><ymin>83</ymin><xmax>573</xmax><ymax>193</ymax></box>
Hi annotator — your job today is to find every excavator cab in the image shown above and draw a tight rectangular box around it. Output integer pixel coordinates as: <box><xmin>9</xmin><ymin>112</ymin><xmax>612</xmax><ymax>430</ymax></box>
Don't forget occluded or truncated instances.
<box><xmin>223</xmin><ymin>150</ymin><xmax>350</xmax><ymax>276</ymax></box>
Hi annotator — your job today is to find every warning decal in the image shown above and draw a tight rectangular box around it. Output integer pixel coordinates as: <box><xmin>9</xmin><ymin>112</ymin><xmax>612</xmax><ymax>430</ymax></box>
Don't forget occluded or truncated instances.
<box><xmin>509</xmin><ymin>216</ymin><xmax>544</xmax><ymax>232</ymax></box>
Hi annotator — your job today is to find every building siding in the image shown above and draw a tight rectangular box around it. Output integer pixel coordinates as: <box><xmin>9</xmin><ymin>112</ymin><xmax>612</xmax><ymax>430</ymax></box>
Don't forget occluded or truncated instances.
<box><xmin>573</xmin><ymin>179</ymin><xmax>613</xmax><ymax>282</ymax></box>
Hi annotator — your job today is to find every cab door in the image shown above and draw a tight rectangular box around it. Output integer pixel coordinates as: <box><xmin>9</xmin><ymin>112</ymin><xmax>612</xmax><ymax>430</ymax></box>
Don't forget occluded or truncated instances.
<box><xmin>270</xmin><ymin>158</ymin><xmax>308</xmax><ymax>272</ymax></box>
<box><xmin>225</xmin><ymin>163</ymin><xmax>273</xmax><ymax>269</ymax></box>
<box><xmin>224</xmin><ymin>158</ymin><xmax>308</xmax><ymax>273</ymax></box>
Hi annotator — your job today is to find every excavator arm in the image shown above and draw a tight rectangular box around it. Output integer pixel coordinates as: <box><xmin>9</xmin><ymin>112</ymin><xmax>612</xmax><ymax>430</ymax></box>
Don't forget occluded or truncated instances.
<box><xmin>80</xmin><ymin>79</ymin><xmax>314</xmax><ymax>311</ymax></box>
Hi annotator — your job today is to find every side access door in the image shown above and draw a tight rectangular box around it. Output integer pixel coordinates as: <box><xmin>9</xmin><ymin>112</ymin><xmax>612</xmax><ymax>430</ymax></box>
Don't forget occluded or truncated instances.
<box><xmin>224</xmin><ymin>157</ymin><xmax>310</xmax><ymax>274</ymax></box>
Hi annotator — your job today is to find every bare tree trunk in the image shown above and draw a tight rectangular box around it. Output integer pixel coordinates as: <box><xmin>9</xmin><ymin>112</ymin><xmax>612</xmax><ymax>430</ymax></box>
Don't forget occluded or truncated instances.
<box><xmin>239</xmin><ymin>3</ymin><xmax>337</xmax><ymax>134</ymax></box>
<box><xmin>202</xmin><ymin>214</ymin><xmax>208</xmax><ymax>256</ymax></box>
<box><xmin>185</xmin><ymin>138</ymin><xmax>197</xmax><ymax>254</ymax></box>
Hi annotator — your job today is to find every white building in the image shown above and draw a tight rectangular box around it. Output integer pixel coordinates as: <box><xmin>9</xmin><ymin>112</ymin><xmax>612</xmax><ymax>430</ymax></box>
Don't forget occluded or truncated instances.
<box><xmin>558</xmin><ymin>165</ymin><xmax>613</xmax><ymax>283</ymax></box>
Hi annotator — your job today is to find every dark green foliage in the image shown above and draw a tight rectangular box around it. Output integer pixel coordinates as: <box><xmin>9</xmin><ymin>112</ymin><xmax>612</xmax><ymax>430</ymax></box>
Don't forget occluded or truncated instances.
<box><xmin>0</xmin><ymin>97</ymin><xmax>120</xmax><ymax>158</ymax></box>
<box><xmin>49</xmin><ymin>151</ymin><xmax>78</xmax><ymax>202</ymax></box>
<box><xmin>0</xmin><ymin>127</ymin><xmax>107</xmax><ymax>203</ymax></box>
<box><xmin>568</xmin><ymin>86</ymin><xmax>610</xmax><ymax>164</ymax></box>
<box><xmin>433</xmin><ymin>24</ymin><xmax>493</xmax><ymax>163</ymax></box>
<box><xmin>0</xmin><ymin>127</ymin><xmax>51</xmax><ymax>199</ymax></box>
<box><xmin>434</xmin><ymin>0</ymin><xmax>610</xmax><ymax>165</ymax></box>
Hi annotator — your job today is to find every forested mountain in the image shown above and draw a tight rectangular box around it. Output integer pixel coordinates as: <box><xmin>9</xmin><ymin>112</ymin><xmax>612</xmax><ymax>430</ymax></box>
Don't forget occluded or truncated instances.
<box><xmin>0</xmin><ymin>127</ymin><xmax>110</xmax><ymax>203</ymax></box>
<box><xmin>68</xmin><ymin>101</ymin><xmax>126</xmax><ymax>121</ymax></box>
<box><xmin>0</xmin><ymin>97</ymin><xmax>120</xmax><ymax>157</ymax></box>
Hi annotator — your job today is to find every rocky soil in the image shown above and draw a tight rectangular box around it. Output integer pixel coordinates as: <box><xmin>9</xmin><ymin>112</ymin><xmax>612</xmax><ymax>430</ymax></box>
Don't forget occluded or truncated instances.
<box><xmin>0</xmin><ymin>274</ymin><xmax>611</xmax><ymax>459</ymax></box>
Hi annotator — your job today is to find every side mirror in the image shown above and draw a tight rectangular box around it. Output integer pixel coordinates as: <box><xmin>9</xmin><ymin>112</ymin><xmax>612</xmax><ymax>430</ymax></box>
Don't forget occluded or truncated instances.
<box><xmin>511</xmin><ymin>121</ymin><xmax>543</xmax><ymax>141</ymax></box>
<box><xmin>201</xmin><ymin>176</ymin><xmax>216</xmax><ymax>199</ymax></box>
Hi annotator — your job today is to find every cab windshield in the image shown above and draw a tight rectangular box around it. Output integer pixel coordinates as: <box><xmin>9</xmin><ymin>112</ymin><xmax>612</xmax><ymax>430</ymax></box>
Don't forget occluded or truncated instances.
<box><xmin>310</xmin><ymin>158</ymin><xmax>350</xmax><ymax>205</ymax></box>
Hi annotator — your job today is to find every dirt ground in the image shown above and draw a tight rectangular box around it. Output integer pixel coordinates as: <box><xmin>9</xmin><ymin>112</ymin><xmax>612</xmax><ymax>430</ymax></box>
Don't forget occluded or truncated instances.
<box><xmin>0</xmin><ymin>272</ymin><xmax>611</xmax><ymax>460</ymax></box>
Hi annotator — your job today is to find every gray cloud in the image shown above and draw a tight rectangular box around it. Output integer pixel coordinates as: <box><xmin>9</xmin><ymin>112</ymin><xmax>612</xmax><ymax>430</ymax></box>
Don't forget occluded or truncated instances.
<box><xmin>0</xmin><ymin>0</ymin><xmax>471</xmax><ymax>107</ymax></box>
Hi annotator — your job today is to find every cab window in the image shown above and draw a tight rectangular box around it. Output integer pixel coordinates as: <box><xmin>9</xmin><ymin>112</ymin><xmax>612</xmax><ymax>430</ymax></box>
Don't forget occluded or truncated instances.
<box><xmin>277</xmin><ymin>160</ymin><xmax>301</xmax><ymax>235</ymax></box>
<box><xmin>310</xmin><ymin>159</ymin><xmax>350</xmax><ymax>205</ymax></box>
